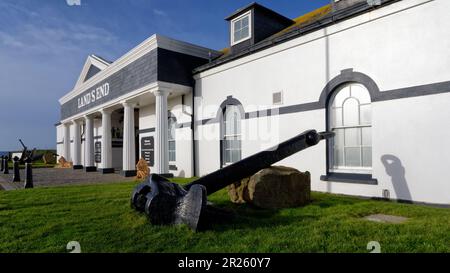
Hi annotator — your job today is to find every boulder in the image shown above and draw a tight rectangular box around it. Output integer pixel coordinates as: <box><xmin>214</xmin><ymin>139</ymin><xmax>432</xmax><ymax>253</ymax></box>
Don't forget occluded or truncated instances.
<box><xmin>227</xmin><ymin>166</ymin><xmax>311</xmax><ymax>209</ymax></box>
<box><xmin>227</xmin><ymin>177</ymin><xmax>250</xmax><ymax>204</ymax></box>
<box><xmin>136</xmin><ymin>158</ymin><xmax>150</xmax><ymax>180</ymax></box>
<box><xmin>55</xmin><ymin>156</ymin><xmax>73</xmax><ymax>168</ymax></box>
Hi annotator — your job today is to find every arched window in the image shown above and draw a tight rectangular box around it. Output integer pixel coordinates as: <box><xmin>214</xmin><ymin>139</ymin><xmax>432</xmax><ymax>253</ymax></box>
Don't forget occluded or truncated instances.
<box><xmin>168</xmin><ymin>116</ymin><xmax>176</xmax><ymax>162</ymax></box>
<box><xmin>222</xmin><ymin>105</ymin><xmax>242</xmax><ymax>165</ymax></box>
<box><xmin>328</xmin><ymin>83</ymin><xmax>372</xmax><ymax>173</ymax></box>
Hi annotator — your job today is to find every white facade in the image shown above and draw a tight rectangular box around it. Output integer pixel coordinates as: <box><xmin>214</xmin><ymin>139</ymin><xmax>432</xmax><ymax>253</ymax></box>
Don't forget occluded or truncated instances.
<box><xmin>57</xmin><ymin>0</ymin><xmax>450</xmax><ymax>205</ymax></box>
<box><xmin>193</xmin><ymin>0</ymin><xmax>450</xmax><ymax>205</ymax></box>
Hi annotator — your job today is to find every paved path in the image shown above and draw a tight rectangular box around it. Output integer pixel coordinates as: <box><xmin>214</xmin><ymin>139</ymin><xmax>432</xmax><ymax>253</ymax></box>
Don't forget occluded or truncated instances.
<box><xmin>0</xmin><ymin>168</ymin><xmax>136</xmax><ymax>190</ymax></box>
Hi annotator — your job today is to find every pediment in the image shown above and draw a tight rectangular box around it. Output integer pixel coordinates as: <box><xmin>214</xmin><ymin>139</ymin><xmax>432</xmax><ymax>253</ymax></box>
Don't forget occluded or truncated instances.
<box><xmin>74</xmin><ymin>54</ymin><xmax>111</xmax><ymax>89</ymax></box>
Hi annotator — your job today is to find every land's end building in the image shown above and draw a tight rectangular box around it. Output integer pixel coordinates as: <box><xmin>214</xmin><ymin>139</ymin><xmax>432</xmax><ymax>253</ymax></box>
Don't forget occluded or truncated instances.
<box><xmin>57</xmin><ymin>0</ymin><xmax>450</xmax><ymax>205</ymax></box>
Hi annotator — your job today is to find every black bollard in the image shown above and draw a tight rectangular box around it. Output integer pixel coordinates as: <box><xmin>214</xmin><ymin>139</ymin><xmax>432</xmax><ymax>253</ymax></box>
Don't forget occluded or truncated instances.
<box><xmin>3</xmin><ymin>156</ymin><xmax>9</xmax><ymax>174</ymax></box>
<box><xmin>0</xmin><ymin>155</ymin><xmax>4</xmax><ymax>172</ymax></box>
<box><xmin>24</xmin><ymin>158</ymin><xmax>33</xmax><ymax>189</ymax></box>
<box><xmin>12</xmin><ymin>156</ymin><xmax>20</xmax><ymax>182</ymax></box>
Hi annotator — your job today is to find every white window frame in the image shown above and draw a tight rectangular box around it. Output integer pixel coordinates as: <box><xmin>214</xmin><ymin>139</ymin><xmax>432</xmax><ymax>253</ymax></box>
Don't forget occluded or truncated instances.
<box><xmin>168</xmin><ymin>117</ymin><xmax>176</xmax><ymax>163</ymax></box>
<box><xmin>230</xmin><ymin>10</ymin><xmax>252</xmax><ymax>46</ymax></box>
<box><xmin>328</xmin><ymin>83</ymin><xmax>372</xmax><ymax>174</ymax></box>
<box><xmin>222</xmin><ymin>105</ymin><xmax>242</xmax><ymax>166</ymax></box>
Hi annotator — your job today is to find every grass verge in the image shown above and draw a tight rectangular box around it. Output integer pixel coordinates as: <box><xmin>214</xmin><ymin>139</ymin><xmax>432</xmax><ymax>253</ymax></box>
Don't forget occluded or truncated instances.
<box><xmin>0</xmin><ymin>178</ymin><xmax>448</xmax><ymax>253</ymax></box>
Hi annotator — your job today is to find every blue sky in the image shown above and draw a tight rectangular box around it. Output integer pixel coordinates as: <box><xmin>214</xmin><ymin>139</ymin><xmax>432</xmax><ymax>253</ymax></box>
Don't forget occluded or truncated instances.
<box><xmin>0</xmin><ymin>0</ymin><xmax>330</xmax><ymax>151</ymax></box>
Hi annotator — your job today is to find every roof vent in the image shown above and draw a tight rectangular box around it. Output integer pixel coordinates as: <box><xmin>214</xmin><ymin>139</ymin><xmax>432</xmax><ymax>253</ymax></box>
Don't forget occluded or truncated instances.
<box><xmin>272</xmin><ymin>91</ymin><xmax>283</xmax><ymax>105</ymax></box>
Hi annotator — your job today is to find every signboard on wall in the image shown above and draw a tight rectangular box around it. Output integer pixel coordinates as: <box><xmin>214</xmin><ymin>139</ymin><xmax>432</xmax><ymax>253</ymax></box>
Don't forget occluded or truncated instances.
<box><xmin>94</xmin><ymin>141</ymin><xmax>101</xmax><ymax>163</ymax></box>
<box><xmin>141</xmin><ymin>136</ymin><xmax>154</xmax><ymax>166</ymax></box>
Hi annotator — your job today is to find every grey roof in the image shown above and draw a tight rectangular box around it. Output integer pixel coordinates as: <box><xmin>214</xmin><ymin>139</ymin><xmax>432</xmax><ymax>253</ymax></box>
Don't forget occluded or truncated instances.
<box><xmin>195</xmin><ymin>0</ymin><xmax>398</xmax><ymax>74</ymax></box>
<box><xmin>225</xmin><ymin>2</ymin><xmax>292</xmax><ymax>24</ymax></box>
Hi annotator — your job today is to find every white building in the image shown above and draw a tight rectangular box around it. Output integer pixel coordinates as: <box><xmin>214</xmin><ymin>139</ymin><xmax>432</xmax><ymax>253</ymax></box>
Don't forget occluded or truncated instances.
<box><xmin>57</xmin><ymin>0</ymin><xmax>450</xmax><ymax>205</ymax></box>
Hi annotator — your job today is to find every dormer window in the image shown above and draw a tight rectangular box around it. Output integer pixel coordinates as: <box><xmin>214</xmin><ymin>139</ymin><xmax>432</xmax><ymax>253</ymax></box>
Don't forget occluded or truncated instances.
<box><xmin>231</xmin><ymin>10</ymin><xmax>251</xmax><ymax>45</ymax></box>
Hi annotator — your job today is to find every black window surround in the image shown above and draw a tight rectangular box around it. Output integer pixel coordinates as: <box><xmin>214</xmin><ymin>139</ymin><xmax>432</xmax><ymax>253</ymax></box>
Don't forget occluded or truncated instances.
<box><xmin>320</xmin><ymin>172</ymin><xmax>378</xmax><ymax>185</ymax></box>
<box><xmin>323</xmin><ymin>69</ymin><xmax>379</xmax><ymax>185</ymax></box>
<box><xmin>218</xmin><ymin>96</ymin><xmax>245</xmax><ymax>168</ymax></box>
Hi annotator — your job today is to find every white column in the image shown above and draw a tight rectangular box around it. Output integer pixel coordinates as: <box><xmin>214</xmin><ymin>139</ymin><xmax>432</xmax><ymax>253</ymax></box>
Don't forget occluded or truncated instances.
<box><xmin>101</xmin><ymin>109</ymin><xmax>113</xmax><ymax>173</ymax></box>
<box><xmin>84</xmin><ymin>115</ymin><xmax>96</xmax><ymax>171</ymax></box>
<box><xmin>72</xmin><ymin>120</ymin><xmax>82</xmax><ymax>168</ymax></box>
<box><xmin>63</xmin><ymin>123</ymin><xmax>71</xmax><ymax>161</ymax></box>
<box><xmin>122</xmin><ymin>102</ymin><xmax>136</xmax><ymax>176</ymax></box>
<box><xmin>154</xmin><ymin>90</ymin><xmax>169</xmax><ymax>174</ymax></box>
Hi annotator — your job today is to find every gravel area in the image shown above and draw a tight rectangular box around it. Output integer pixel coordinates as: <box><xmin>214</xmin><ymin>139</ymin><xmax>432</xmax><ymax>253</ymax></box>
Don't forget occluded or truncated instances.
<box><xmin>0</xmin><ymin>168</ymin><xmax>136</xmax><ymax>190</ymax></box>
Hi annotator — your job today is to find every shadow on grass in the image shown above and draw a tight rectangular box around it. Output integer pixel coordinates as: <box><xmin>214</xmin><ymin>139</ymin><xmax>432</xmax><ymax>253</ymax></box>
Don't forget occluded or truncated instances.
<box><xmin>198</xmin><ymin>202</ymin><xmax>319</xmax><ymax>232</ymax></box>
<box><xmin>198</xmin><ymin>193</ymin><xmax>373</xmax><ymax>232</ymax></box>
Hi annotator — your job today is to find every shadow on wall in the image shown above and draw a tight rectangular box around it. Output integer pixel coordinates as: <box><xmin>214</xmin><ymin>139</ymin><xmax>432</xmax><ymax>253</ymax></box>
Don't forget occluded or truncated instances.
<box><xmin>381</xmin><ymin>154</ymin><xmax>412</xmax><ymax>201</ymax></box>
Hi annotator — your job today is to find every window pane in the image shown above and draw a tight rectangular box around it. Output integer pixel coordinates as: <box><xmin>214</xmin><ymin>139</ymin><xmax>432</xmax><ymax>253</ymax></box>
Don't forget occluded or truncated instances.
<box><xmin>362</xmin><ymin>127</ymin><xmax>371</xmax><ymax>146</ymax></box>
<box><xmin>223</xmin><ymin>139</ymin><xmax>230</xmax><ymax>150</ymax></box>
<box><xmin>344</xmin><ymin>128</ymin><xmax>361</xmax><ymax>147</ymax></box>
<box><xmin>345</xmin><ymin>147</ymin><xmax>361</xmax><ymax>167</ymax></box>
<box><xmin>169</xmin><ymin>141</ymin><xmax>175</xmax><ymax>151</ymax></box>
<box><xmin>224</xmin><ymin>105</ymin><xmax>242</xmax><ymax>164</ymax></box>
<box><xmin>362</xmin><ymin>147</ymin><xmax>372</xmax><ymax>167</ymax></box>
<box><xmin>333</xmin><ymin>145</ymin><xmax>344</xmax><ymax>167</ymax></box>
<box><xmin>224</xmin><ymin>150</ymin><xmax>230</xmax><ymax>163</ymax></box>
<box><xmin>333</xmin><ymin>86</ymin><xmax>350</xmax><ymax>107</ymax></box>
<box><xmin>241</xmin><ymin>27</ymin><xmax>249</xmax><ymax>39</ymax></box>
<box><xmin>351</xmin><ymin>84</ymin><xmax>371</xmax><ymax>104</ymax></box>
<box><xmin>225</xmin><ymin>116</ymin><xmax>233</xmax><ymax>135</ymax></box>
<box><xmin>343</xmin><ymin>98</ymin><xmax>359</xmax><ymax>126</ymax></box>
<box><xmin>168</xmin><ymin>127</ymin><xmax>175</xmax><ymax>140</ymax></box>
<box><xmin>234</xmin><ymin>20</ymin><xmax>241</xmax><ymax>30</ymax></box>
<box><xmin>332</xmin><ymin>129</ymin><xmax>344</xmax><ymax>168</ymax></box>
<box><xmin>233</xmin><ymin>112</ymin><xmax>239</xmax><ymax>134</ymax></box>
<box><xmin>234</xmin><ymin>31</ymin><xmax>241</xmax><ymax>43</ymax></box>
<box><xmin>231</xmin><ymin>150</ymin><xmax>241</xmax><ymax>162</ymax></box>
<box><xmin>331</xmin><ymin>107</ymin><xmax>342</xmax><ymax>128</ymax></box>
<box><xmin>333</xmin><ymin>128</ymin><xmax>344</xmax><ymax>148</ymax></box>
<box><xmin>242</xmin><ymin>16</ymin><xmax>249</xmax><ymax>27</ymax></box>
<box><xmin>360</xmin><ymin>104</ymin><xmax>371</xmax><ymax>124</ymax></box>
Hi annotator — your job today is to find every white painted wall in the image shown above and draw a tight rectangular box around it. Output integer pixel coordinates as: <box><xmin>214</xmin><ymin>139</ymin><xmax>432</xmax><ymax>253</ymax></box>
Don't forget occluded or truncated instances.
<box><xmin>194</xmin><ymin>0</ymin><xmax>450</xmax><ymax>204</ymax></box>
<box><xmin>138</xmin><ymin>94</ymin><xmax>193</xmax><ymax>177</ymax></box>
<box><xmin>56</xmin><ymin>124</ymin><xmax>63</xmax><ymax>160</ymax></box>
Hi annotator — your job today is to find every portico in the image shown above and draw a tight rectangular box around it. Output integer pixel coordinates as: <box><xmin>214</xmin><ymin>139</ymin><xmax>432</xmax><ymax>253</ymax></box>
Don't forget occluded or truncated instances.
<box><xmin>56</xmin><ymin>34</ymin><xmax>220</xmax><ymax>177</ymax></box>
<box><xmin>60</xmin><ymin>83</ymin><xmax>191</xmax><ymax>176</ymax></box>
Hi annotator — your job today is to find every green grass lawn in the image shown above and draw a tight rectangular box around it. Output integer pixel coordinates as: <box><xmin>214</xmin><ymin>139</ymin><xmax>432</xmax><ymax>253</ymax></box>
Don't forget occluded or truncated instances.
<box><xmin>0</xmin><ymin>178</ymin><xmax>449</xmax><ymax>253</ymax></box>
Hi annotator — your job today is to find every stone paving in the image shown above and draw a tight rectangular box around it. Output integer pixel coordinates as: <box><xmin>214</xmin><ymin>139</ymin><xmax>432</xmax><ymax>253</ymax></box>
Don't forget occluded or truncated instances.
<box><xmin>0</xmin><ymin>168</ymin><xmax>136</xmax><ymax>190</ymax></box>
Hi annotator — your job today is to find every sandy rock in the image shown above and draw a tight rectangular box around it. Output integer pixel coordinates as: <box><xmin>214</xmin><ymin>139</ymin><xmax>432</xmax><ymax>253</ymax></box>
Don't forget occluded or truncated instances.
<box><xmin>228</xmin><ymin>166</ymin><xmax>311</xmax><ymax>209</ymax></box>
<box><xmin>136</xmin><ymin>158</ymin><xmax>150</xmax><ymax>180</ymax></box>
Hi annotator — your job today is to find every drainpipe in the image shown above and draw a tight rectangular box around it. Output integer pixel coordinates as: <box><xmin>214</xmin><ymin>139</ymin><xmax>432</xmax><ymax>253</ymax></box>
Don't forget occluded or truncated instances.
<box><xmin>188</xmin><ymin>92</ymin><xmax>197</xmax><ymax>178</ymax></box>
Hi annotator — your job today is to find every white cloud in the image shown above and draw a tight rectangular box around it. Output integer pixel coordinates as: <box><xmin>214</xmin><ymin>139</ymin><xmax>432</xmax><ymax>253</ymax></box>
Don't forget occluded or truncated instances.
<box><xmin>0</xmin><ymin>31</ymin><xmax>25</xmax><ymax>48</ymax></box>
<box><xmin>0</xmin><ymin>21</ymin><xmax>119</xmax><ymax>56</ymax></box>
<box><xmin>153</xmin><ymin>9</ymin><xmax>167</xmax><ymax>17</ymax></box>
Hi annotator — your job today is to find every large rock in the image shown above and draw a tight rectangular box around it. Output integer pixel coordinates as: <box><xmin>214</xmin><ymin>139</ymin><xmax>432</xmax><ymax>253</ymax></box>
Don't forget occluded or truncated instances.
<box><xmin>55</xmin><ymin>156</ymin><xmax>73</xmax><ymax>168</ymax></box>
<box><xmin>136</xmin><ymin>158</ymin><xmax>150</xmax><ymax>180</ymax></box>
<box><xmin>227</xmin><ymin>166</ymin><xmax>311</xmax><ymax>209</ymax></box>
